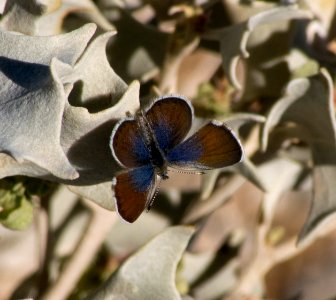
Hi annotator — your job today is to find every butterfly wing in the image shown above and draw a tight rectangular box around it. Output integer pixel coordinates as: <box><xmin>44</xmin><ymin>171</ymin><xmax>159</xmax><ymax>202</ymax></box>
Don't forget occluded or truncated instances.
<box><xmin>145</xmin><ymin>96</ymin><xmax>193</xmax><ymax>152</ymax></box>
<box><xmin>113</xmin><ymin>165</ymin><xmax>156</xmax><ymax>223</ymax></box>
<box><xmin>111</xmin><ymin>118</ymin><xmax>151</xmax><ymax>168</ymax></box>
<box><xmin>166</xmin><ymin>121</ymin><xmax>243</xmax><ymax>170</ymax></box>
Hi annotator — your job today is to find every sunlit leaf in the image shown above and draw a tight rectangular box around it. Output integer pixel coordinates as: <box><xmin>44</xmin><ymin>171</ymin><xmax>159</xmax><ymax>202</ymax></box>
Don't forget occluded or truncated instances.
<box><xmin>0</xmin><ymin>23</ymin><xmax>97</xmax><ymax>181</ymax></box>
<box><xmin>0</xmin><ymin>22</ymin><xmax>139</xmax><ymax>197</ymax></box>
<box><xmin>89</xmin><ymin>226</ymin><xmax>195</xmax><ymax>300</ymax></box>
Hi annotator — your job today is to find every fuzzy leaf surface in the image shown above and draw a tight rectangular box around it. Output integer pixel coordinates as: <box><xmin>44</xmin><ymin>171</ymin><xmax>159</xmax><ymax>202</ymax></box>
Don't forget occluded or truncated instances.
<box><xmin>90</xmin><ymin>226</ymin><xmax>195</xmax><ymax>300</ymax></box>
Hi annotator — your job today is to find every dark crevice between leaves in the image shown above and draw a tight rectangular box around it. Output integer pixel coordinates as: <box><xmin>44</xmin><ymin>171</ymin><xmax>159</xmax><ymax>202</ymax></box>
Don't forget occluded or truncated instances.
<box><xmin>4</xmin><ymin>1</ymin><xmax>46</xmax><ymax>16</ymax></box>
<box><xmin>68</xmin><ymin>80</ymin><xmax>120</xmax><ymax>113</ymax></box>
<box><xmin>151</xmin><ymin>191</ymin><xmax>199</xmax><ymax>225</ymax></box>
<box><xmin>0</xmin><ymin>177</ymin><xmax>56</xmax><ymax>227</ymax></box>
<box><xmin>189</xmin><ymin>237</ymin><xmax>240</xmax><ymax>293</ymax></box>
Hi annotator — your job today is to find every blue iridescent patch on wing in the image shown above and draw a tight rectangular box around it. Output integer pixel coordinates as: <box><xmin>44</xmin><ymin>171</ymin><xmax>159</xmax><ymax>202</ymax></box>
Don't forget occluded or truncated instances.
<box><xmin>129</xmin><ymin>165</ymin><xmax>155</xmax><ymax>192</ymax></box>
<box><xmin>166</xmin><ymin>137</ymin><xmax>203</xmax><ymax>166</ymax></box>
<box><xmin>145</xmin><ymin>97</ymin><xmax>193</xmax><ymax>153</ymax></box>
<box><xmin>112</xmin><ymin>118</ymin><xmax>153</xmax><ymax>168</ymax></box>
<box><xmin>132</xmin><ymin>135</ymin><xmax>151</xmax><ymax>164</ymax></box>
<box><xmin>151</xmin><ymin>119</ymin><xmax>172</xmax><ymax>151</ymax></box>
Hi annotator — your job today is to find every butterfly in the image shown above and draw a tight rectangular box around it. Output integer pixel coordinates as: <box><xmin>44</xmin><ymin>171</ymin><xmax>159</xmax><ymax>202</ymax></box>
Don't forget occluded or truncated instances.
<box><xmin>110</xmin><ymin>95</ymin><xmax>243</xmax><ymax>223</ymax></box>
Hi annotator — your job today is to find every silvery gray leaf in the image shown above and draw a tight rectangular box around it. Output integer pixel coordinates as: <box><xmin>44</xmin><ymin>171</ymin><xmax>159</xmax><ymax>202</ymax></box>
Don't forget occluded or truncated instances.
<box><xmin>262</xmin><ymin>69</ymin><xmax>336</xmax><ymax>242</ymax></box>
<box><xmin>89</xmin><ymin>226</ymin><xmax>195</xmax><ymax>300</ymax></box>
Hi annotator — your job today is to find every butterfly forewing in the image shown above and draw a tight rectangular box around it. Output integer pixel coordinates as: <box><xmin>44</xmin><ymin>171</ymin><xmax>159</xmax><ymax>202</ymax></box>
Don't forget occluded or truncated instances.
<box><xmin>145</xmin><ymin>96</ymin><xmax>193</xmax><ymax>152</ymax></box>
<box><xmin>113</xmin><ymin>165</ymin><xmax>156</xmax><ymax>223</ymax></box>
<box><xmin>167</xmin><ymin>121</ymin><xmax>243</xmax><ymax>170</ymax></box>
<box><xmin>111</xmin><ymin>119</ymin><xmax>151</xmax><ymax>168</ymax></box>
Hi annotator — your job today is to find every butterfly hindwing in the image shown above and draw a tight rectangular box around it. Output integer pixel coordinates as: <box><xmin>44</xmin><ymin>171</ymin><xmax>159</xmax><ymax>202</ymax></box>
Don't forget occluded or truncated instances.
<box><xmin>111</xmin><ymin>118</ymin><xmax>151</xmax><ymax>168</ymax></box>
<box><xmin>167</xmin><ymin>121</ymin><xmax>243</xmax><ymax>170</ymax></box>
<box><xmin>146</xmin><ymin>96</ymin><xmax>193</xmax><ymax>152</ymax></box>
<box><xmin>113</xmin><ymin>165</ymin><xmax>156</xmax><ymax>223</ymax></box>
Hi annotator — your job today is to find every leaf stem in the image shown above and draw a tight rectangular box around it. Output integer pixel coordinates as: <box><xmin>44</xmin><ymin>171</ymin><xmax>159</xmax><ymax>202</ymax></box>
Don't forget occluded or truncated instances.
<box><xmin>41</xmin><ymin>202</ymin><xmax>117</xmax><ymax>300</ymax></box>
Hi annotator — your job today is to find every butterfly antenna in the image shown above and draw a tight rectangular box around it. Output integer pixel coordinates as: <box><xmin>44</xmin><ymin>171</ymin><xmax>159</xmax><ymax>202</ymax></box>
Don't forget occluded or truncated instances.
<box><xmin>168</xmin><ymin>168</ymin><xmax>205</xmax><ymax>175</ymax></box>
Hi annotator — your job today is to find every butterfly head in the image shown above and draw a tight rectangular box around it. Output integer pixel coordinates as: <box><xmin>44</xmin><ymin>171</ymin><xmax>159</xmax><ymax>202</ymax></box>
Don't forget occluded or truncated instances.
<box><xmin>155</xmin><ymin>164</ymin><xmax>169</xmax><ymax>180</ymax></box>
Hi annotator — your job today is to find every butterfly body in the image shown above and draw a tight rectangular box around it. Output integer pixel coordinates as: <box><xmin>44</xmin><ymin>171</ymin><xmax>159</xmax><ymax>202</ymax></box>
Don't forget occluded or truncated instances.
<box><xmin>135</xmin><ymin>111</ymin><xmax>169</xmax><ymax>180</ymax></box>
<box><xmin>110</xmin><ymin>96</ymin><xmax>243</xmax><ymax>223</ymax></box>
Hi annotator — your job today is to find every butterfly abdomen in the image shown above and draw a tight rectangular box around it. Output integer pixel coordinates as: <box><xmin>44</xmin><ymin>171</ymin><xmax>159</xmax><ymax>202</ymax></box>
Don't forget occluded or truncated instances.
<box><xmin>136</xmin><ymin>111</ymin><xmax>168</xmax><ymax>178</ymax></box>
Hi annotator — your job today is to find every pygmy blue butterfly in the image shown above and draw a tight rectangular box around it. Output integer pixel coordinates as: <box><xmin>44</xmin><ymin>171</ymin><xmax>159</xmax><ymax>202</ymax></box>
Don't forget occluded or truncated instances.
<box><xmin>110</xmin><ymin>96</ymin><xmax>243</xmax><ymax>222</ymax></box>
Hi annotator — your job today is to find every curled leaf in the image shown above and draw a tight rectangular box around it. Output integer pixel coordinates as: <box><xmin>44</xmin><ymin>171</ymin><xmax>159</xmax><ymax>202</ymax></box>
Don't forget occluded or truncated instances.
<box><xmin>0</xmin><ymin>24</ymin><xmax>98</xmax><ymax>179</ymax></box>
<box><xmin>62</xmin><ymin>31</ymin><xmax>127</xmax><ymax>107</ymax></box>
<box><xmin>262</xmin><ymin>69</ymin><xmax>336</xmax><ymax>241</ymax></box>
<box><xmin>207</xmin><ymin>6</ymin><xmax>312</xmax><ymax>90</ymax></box>
<box><xmin>0</xmin><ymin>55</ymin><xmax>79</xmax><ymax>180</ymax></box>
<box><xmin>0</xmin><ymin>0</ymin><xmax>114</xmax><ymax>36</ymax></box>
<box><xmin>36</xmin><ymin>0</ymin><xmax>115</xmax><ymax>35</ymax></box>
<box><xmin>0</xmin><ymin>0</ymin><xmax>46</xmax><ymax>34</ymax></box>
<box><xmin>89</xmin><ymin>226</ymin><xmax>195</xmax><ymax>300</ymax></box>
